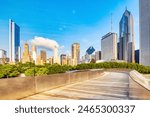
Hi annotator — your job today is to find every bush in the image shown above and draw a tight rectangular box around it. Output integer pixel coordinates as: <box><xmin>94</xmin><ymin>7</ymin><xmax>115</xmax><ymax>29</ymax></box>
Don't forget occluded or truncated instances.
<box><xmin>0</xmin><ymin>72</ymin><xmax>5</xmax><ymax>78</ymax></box>
<box><xmin>8</xmin><ymin>71</ymin><xmax>20</xmax><ymax>77</ymax></box>
<box><xmin>24</xmin><ymin>68</ymin><xmax>36</xmax><ymax>77</ymax></box>
<box><xmin>36</xmin><ymin>68</ymin><xmax>49</xmax><ymax>76</ymax></box>
<box><xmin>1</xmin><ymin>62</ymin><xmax>150</xmax><ymax>78</ymax></box>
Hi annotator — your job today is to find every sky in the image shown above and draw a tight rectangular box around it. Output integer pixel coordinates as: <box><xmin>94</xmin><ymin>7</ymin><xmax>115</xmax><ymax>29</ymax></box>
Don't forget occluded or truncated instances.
<box><xmin>0</xmin><ymin>0</ymin><xmax>139</xmax><ymax>57</ymax></box>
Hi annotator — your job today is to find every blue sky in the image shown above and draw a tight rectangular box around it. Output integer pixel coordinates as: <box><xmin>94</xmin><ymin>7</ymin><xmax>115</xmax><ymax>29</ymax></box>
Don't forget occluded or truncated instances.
<box><xmin>0</xmin><ymin>0</ymin><xmax>139</xmax><ymax>57</ymax></box>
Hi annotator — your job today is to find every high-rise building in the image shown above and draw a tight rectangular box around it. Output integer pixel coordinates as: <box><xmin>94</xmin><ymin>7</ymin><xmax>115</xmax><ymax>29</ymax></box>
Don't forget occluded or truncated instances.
<box><xmin>9</xmin><ymin>19</ymin><xmax>21</xmax><ymax>63</ymax></box>
<box><xmin>71</xmin><ymin>43</ymin><xmax>80</xmax><ymax>66</ymax></box>
<box><xmin>101</xmin><ymin>32</ymin><xmax>117</xmax><ymax>61</ymax></box>
<box><xmin>135</xmin><ymin>50</ymin><xmax>139</xmax><ymax>64</ymax></box>
<box><xmin>67</xmin><ymin>55</ymin><xmax>72</xmax><ymax>65</ymax></box>
<box><xmin>22</xmin><ymin>43</ymin><xmax>31</xmax><ymax>63</ymax></box>
<box><xmin>37</xmin><ymin>50</ymin><xmax>47</xmax><ymax>65</ymax></box>
<box><xmin>60</xmin><ymin>54</ymin><xmax>67</xmax><ymax>65</ymax></box>
<box><xmin>118</xmin><ymin>9</ymin><xmax>135</xmax><ymax>63</ymax></box>
<box><xmin>0</xmin><ymin>49</ymin><xmax>8</xmax><ymax>64</ymax></box>
<box><xmin>86</xmin><ymin>46</ymin><xmax>95</xmax><ymax>55</ymax></box>
<box><xmin>47</xmin><ymin>57</ymin><xmax>54</xmax><ymax>65</ymax></box>
<box><xmin>140</xmin><ymin>0</ymin><xmax>150</xmax><ymax>66</ymax></box>
<box><xmin>53</xmin><ymin>47</ymin><xmax>59</xmax><ymax>64</ymax></box>
<box><xmin>32</xmin><ymin>45</ymin><xmax>37</xmax><ymax>64</ymax></box>
<box><xmin>95</xmin><ymin>51</ymin><xmax>101</xmax><ymax>61</ymax></box>
<box><xmin>41</xmin><ymin>50</ymin><xmax>46</xmax><ymax>64</ymax></box>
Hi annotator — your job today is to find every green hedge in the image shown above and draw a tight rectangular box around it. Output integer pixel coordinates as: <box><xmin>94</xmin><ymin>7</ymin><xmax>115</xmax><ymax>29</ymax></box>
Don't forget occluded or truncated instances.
<box><xmin>76</xmin><ymin>62</ymin><xmax>150</xmax><ymax>74</ymax></box>
<box><xmin>0</xmin><ymin>62</ymin><xmax>150</xmax><ymax>78</ymax></box>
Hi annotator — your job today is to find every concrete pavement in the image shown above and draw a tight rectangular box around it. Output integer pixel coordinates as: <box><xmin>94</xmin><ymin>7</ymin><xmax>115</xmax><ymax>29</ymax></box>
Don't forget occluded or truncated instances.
<box><xmin>22</xmin><ymin>72</ymin><xmax>150</xmax><ymax>100</ymax></box>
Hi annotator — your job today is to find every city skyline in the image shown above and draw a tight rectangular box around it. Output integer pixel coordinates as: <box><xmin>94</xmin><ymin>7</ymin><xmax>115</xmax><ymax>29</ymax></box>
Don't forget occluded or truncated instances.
<box><xmin>0</xmin><ymin>0</ymin><xmax>139</xmax><ymax>57</ymax></box>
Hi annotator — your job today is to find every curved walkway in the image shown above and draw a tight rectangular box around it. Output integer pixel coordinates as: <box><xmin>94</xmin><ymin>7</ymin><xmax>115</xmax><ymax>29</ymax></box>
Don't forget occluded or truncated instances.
<box><xmin>22</xmin><ymin>72</ymin><xmax>150</xmax><ymax>100</ymax></box>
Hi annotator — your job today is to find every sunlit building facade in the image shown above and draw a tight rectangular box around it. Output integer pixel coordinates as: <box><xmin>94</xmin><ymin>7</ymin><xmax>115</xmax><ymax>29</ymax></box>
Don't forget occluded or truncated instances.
<box><xmin>71</xmin><ymin>43</ymin><xmax>80</xmax><ymax>66</ymax></box>
<box><xmin>140</xmin><ymin>0</ymin><xmax>150</xmax><ymax>66</ymax></box>
<box><xmin>60</xmin><ymin>54</ymin><xmax>67</xmax><ymax>65</ymax></box>
<box><xmin>22</xmin><ymin>43</ymin><xmax>31</xmax><ymax>63</ymax></box>
<box><xmin>9</xmin><ymin>19</ymin><xmax>21</xmax><ymax>63</ymax></box>
<box><xmin>101</xmin><ymin>32</ymin><xmax>117</xmax><ymax>61</ymax></box>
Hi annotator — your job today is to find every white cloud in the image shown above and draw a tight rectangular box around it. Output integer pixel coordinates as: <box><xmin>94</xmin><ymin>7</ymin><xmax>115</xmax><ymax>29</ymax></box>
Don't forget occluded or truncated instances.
<box><xmin>30</xmin><ymin>36</ymin><xmax>59</xmax><ymax>50</ymax></box>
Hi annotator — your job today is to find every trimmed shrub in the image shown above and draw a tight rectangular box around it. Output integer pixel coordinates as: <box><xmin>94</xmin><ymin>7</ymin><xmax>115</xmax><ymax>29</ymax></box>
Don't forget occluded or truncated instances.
<box><xmin>36</xmin><ymin>68</ymin><xmax>49</xmax><ymax>76</ymax></box>
<box><xmin>24</xmin><ymin>68</ymin><xmax>36</xmax><ymax>77</ymax></box>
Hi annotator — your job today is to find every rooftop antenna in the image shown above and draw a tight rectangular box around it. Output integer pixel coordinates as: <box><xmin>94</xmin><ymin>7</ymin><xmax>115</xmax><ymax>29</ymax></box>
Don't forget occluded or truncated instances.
<box><xmin>111</xmin><ymin>13</ymin><xmax>113</xmax><ymax>32</ymax></box>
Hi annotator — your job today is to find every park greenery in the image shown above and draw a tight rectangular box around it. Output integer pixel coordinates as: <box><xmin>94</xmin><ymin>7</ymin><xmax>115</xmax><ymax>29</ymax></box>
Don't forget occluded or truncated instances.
<box><xmin>0</xmin><ymin>62</ymin><xmax>150</xmax><ymax>78</ymax></box>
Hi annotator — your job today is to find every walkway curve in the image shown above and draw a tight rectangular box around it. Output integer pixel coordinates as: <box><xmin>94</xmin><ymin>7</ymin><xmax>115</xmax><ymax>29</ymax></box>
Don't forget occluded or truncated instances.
<box><xmin>22</xmin><ymin>72</ymin><xmax>150</xmax><ymax>100</ymax></box>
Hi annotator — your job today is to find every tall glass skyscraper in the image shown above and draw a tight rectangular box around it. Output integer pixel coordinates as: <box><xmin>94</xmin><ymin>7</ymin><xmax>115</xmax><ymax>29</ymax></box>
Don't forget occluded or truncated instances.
<box><xmin>9</xmin><ymin>19</ymin><xmax>21</xmax><ymax>63</ymax></box>
<box><xmin>140</xmin><ymin>0</ymin><xmax>150</xmax><ymax>66</ymax></box>
<box><xmin>119</xmin><ymin>9</ymin><xmax>135</xmax><ymax>63</ymax></box>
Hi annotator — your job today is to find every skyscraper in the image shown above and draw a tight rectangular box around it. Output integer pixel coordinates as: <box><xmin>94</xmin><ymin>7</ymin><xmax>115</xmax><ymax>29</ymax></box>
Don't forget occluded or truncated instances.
<box><xmin>37</xmin><ymin>50</ymin><xmax>47</xmax><ymax>65</ymax></box>
<box><xmin>60</xmin><ymin>54</ymin><xmax>67</xmax><ymax>65</ymax></box>
<box><xmin>71</xmin><ymin>43</ymin><xmax>80</xmax><ymax>66</ymax></box>
<box><xmin>118</xmin><ymin>9</ymin><xmax>135</xmax><ymax>63</ymax></box>
<box><xmin>135</xmin><ymin>50</ymin><xmax>139</xmax><ymax>64</ymax></box>
<box><xmin>140</xmin><ymin>0</ymin><xmax>150</xmax><ymax>66</ymax></box>
<box><xmin>101</xmin><ymin>32</ymin><xmax>117</xmax><ymax>61</ymax></box>
<box><xmin>41</xmin><ymin>50</ymin><xmax>46</xmax><ymax>64</ymax></box>
<box><xmin>32</xmin><ymin>45</ymin><xmax>37</xmax><ymax>64</ymax></box>
<box><xmin>22</xmin><ymin>43</ymin><xmax>31</xmax><ymax>63</ymax></box>
<box><xmin>95</xmin><ymin>51</ymin><xmax>101</xmax><ymax>61</ymax></box>
<box><xmin>9</xmin><ymin>19</ymin><xmax>21</xmax><ymax>63</ymax></box>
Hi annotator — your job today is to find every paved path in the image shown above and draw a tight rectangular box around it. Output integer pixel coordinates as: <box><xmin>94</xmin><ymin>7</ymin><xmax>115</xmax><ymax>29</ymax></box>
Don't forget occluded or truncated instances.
<box><xmin>23</xmin><ymin>72</ymin><xmax>150</xmax><ymax>100</ymax></box>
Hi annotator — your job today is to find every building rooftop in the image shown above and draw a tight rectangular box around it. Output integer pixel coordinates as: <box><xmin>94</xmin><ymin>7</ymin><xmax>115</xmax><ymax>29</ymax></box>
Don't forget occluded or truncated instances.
<box><xmin>101</xmin><ymin>32</ymin><xmax>116</xmax><ymax>40</ymax></box>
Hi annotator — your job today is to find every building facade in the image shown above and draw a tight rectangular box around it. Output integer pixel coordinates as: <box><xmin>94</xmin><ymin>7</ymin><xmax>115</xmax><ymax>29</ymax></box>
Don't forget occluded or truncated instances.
<box><xmin>71</xmin><ymin>43</ymin><xmax>80</xmax><ymax>66</ymax></box>
<box><xmin>95</xmin><ymin>51</ymin><xmax>101</xmax><ymax>61</ymax></box>
<box><xmin>0</xmin><ymin>49</ymin><xmax>7</xmax><ymax>58</ymax></box>
<box><xmin>118</xmin><ymin>9</ymin><xmax>135</xmax><ymax>63</ymax></box>
<box><xmin>9</xmin><ymin>19</ymin><xmax>21</xmax><ymax>63</ymax></box>
<box><xmin>32</xmin><ymin>45</ymin><xmax>37</xmax><ymax>64</ymax></box>
<box><xmin>60</xmin><ymin>54</ymin><xmax>67</xmax><ymax>65</ymax></box>
<box><xmin>140</xmin><ymin>0</ymin><xmax>150</xmax><ymax>66</ymax></box>
<box><xmin>135</xmin><ymin>50</ymin><xmax>139</xmax><ymax>64</ymax></box>
<box><xmin>37</xmin><ymin>50</ymin><xmax>46</xmax><ymax>65</ymax></box>
<box><xmin>0</xmin><ymin>49</ymin><xmax>8</xmax><ymax>64</ymax></box>
<box><xmin>101</xmin><ymin>32</ymin><xmax>117</xmax><ymax>61</ymax></box>
<box><xmin>22</xmin><ymin>43</ymin><xmax>31</xmax><ymax>63</ymax></box>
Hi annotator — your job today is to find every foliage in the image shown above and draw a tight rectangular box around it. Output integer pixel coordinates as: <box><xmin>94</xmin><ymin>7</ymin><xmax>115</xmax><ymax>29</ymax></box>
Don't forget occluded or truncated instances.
<box><xmin>24</xmin><ymin>68</ymin><xmax>36</xmax><ymax>77</ymax></box>
<box><xmin>8</xmin><ymin>71</ymin><xmax>20</xmax><ymax>77</ymax></box>
<box><xmin>36</xmin><ymin>67</ymin><xmax>49</xmax><ymax>76</ymax></box>
<box><xmin>0</xmin><ymin>64</ymin><xmax>20</xmax><ymax>78</ymax></box>
<box><xmin>1</xmin><ymin>62</ymin><xmax>150</xmax><ymax>78</ymax></box>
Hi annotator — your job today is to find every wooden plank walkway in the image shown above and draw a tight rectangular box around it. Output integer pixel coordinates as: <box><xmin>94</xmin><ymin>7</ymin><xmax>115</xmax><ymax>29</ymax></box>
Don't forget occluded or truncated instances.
<box><xmin>22</xmin><ymin>72</ymin><xmax>150</xmax><ymax>100</ymax></box>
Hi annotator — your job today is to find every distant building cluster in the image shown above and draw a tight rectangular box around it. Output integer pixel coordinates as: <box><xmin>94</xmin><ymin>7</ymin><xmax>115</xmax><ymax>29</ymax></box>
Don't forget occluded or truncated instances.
<box><xmin>0</xmin><ymin>0</ymin><xmax>150</xmax><ymax>66</ymax></box>
<box><xmin>21</xmin><ymin>42</ymin><xmax>80</xmax><ymax>66</ymax></box>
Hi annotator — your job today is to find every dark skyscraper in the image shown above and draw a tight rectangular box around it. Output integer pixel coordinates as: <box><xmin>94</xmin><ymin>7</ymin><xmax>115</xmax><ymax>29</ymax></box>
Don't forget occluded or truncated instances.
<box><xmin>135</xmin><ymin>50</ymin><xmax>139</xmax><ymax>64</ymax></box>
<box><xmin>118</xmin><ymin>9</ymin><xmax>135</xmax><ymax>63</ymax></box>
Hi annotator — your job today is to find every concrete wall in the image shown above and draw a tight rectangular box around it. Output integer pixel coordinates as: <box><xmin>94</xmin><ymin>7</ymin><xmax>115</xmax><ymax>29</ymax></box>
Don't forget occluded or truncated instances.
<box><xmin>129</xmin><ymin>70</ymin><xmax>150</xmax><ymax>91</ymax></box>
<box><xmin>0</xmin><ymin>70</ymin><xmax>104</xmax><ymax>100</ymax></box>
<box><xmin>0</xmin><ymin>77</ymin><xmax>35</xmax><ymax>100</ymax></box>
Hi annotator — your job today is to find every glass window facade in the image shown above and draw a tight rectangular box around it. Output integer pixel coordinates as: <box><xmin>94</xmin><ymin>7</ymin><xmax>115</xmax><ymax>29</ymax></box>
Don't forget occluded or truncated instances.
<box><xmin>118</xmin><ymin>10</ymin><xmax>135</xmax><ymax>63</ymax></box>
